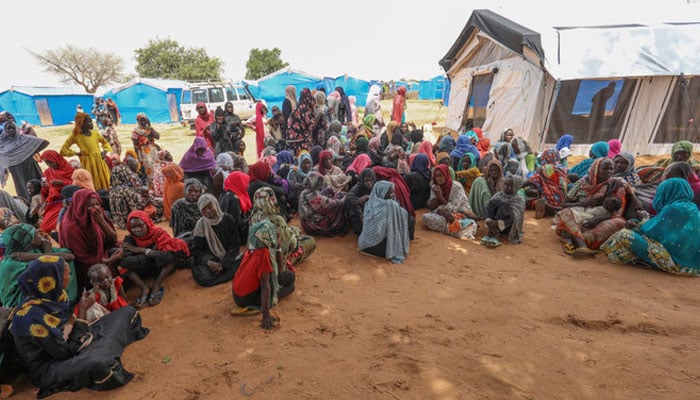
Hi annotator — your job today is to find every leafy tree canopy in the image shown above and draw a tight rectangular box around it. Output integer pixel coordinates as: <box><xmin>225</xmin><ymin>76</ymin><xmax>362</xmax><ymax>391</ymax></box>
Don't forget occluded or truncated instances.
<box><xmin>135</xmin><ymin>38</ymin><xmax>223</xmax><ymax>81</ymax></box>
<box><xmin>245</xmin><ymin>48</ymin><xmax>288</xmax><ymax>80</ymax></box>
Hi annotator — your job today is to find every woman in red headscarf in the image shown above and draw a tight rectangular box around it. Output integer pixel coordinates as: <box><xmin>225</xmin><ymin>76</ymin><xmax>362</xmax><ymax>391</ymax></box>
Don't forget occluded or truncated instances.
<box><xmin>39</xmin><ymin>150</ymin><xmax>75</xmax><ymax>233</ymax></box>
<box><xmin>220</xmin><ymin>171</ymin><xmax>252</xmax><ymax>242</ymax></box>
<box><xmin>422</xmin><ymin>164</ymin><xmax>478</xmax><ymax>240</ymax></box>
<box><xmin>247</xmin><ymin>161</ymin><xmax>289</xmax><ymax>220</ymax></box>
<box><xmin>314</xmin><ymin>150</ymin><xmax>351</xmax><ymax>193</ymax></box>
<box><xmin>58</xmin><ymin>189</ymin><xmax>117</xmax><ymax>288</ymax></box>
<box><xmin>121</xmin><ymin>210</ymin><xmax>190</xmax><ymax>307</ymax></box>
<box><xmin>391</xmin><ymin>87</ymin><xmax>407</xmax><ymax>124</ymax></box>
<box><xmin>194</xmin><ymin>102</ymin><xmax>214</xmax><ymax>151</ymax></box>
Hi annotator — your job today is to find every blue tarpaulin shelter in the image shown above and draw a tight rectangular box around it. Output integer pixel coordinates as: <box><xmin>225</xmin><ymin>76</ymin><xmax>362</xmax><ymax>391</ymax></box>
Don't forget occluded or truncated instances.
<box><xmin>247</xmin><ymin>69</ymin><xmax>323</xmax><ymax>112</ymax></box>
<box><xmin>418</xmin><ymin>76</ymin><xmax>449</xmax><ymax>103</ymax></box>
<box><xmin>0</xmin><ymin>86</ymin><xmax>94</xmax><ymax>126</ymax></box>
<box><xmin>101</xmin><ymin>78</ymin><xmax>186</xmax><ymax>124</ymax></box>
<box><xmin>333</xmin><ymin>75</ymin><xmax>371</xmax><ymax>107</ymax></box>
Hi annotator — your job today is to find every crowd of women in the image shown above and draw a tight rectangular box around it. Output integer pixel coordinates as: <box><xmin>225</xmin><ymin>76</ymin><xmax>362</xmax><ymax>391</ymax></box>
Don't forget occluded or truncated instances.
<box><xmin>0</xmin><ymin>82</ymin><xmax>698</xmax><ymax>396</ymax></box>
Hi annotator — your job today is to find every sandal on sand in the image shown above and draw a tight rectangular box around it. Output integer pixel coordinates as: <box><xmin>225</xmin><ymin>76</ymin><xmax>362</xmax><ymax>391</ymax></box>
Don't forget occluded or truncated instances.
<box><xmin>134</xmin><ymin>295</ymin><xmax>149</xmax><ymax>309</ymax></box>
<box><xmin>573</xmin><ymin>247</ymin><xmax>598</xmax><ymax>257</ymax></box>
<box><xmin>230</xmin><ymin>306</ymin><xmax>261</xmax><ymax>317</ymax></box>
<box><xmin>481</xmin><ymin>236</ymin><xmax>502</xmax><ymax>248</ymax></box>
<box><xmin>148</xmin><ymin>287</ymin><xmax>164</xmax><ymax>306</ymax></box>
<box><xmin>561</xmin><ymin>242</ymin><xmax>576</xmax><ymax>255</ymax></box>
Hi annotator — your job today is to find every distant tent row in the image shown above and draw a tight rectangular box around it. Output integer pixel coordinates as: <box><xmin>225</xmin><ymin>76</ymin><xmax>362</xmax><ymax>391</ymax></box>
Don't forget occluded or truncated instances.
<box><xmin>0</xmin><ymin>87</ymin><xmax>94</xmax><ymax>126</ymax></box>
<box><xmin>440</xmin><ymin>9</ymin><xmax>700</xmax><ymax>155</ymax></box>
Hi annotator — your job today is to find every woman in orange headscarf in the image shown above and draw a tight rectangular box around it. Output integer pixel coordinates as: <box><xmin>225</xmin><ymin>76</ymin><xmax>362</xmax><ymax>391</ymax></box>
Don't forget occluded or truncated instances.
<box><xmin>161</xmin><ymin>165</ymin><xmax>185</xmax><ymax>221</ymax></box>
<box><xmin>71</xmin><ymin>168</ymin><xmax>94</xmax><ymax>191</ymax></box>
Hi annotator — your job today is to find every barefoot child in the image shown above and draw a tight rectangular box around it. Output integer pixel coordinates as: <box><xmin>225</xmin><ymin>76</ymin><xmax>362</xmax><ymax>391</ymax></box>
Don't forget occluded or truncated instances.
<box><xmin>77</xmin><ymin>263</ymin><xmax>128</xmax><ymax>322</ymax></box>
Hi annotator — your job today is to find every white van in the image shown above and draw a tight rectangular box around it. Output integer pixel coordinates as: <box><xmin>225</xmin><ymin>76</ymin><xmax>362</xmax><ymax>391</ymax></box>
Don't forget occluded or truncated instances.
<box><xmin>180</xmin><ymin>81</ymin><xmax>256</xmax><ymax>127</ymax></box>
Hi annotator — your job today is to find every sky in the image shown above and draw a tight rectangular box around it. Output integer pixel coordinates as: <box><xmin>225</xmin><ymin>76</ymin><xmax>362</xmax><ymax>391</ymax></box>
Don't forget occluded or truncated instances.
<box><xmin>2</xmin><ymin>0</ymin><xmax>697</xmax><ymax>91</ymax></box>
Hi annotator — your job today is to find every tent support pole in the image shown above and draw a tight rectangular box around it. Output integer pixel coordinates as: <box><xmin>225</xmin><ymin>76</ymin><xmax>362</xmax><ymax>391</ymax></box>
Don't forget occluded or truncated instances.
<box><xmin>618</xmin><ymin>78</ymin><xmax>641</xmax><ymax>144</ymax></box>
<box><xmin>540</xmin><ymin>79</ymin><xmax>561</xmax><ymax>150</ymax></box>
<box><xmin>648</xmin><ymin>77</ymin><xmax>677</xmax><ymax>149</ymax></box>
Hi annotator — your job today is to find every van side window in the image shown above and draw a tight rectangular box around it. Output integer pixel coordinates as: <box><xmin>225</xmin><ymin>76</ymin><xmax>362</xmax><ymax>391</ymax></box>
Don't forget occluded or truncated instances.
<box><xmin>209</xmin><ymin>88</ymin><xmax>225</xmax><ymax>103</ymax></box>
<box><xmin>226</xmin><ymin>89</ymin><xmax>236</xmax><ymax>101</ymax></box>
<box><xmin>192</xmin><ymin>89</ymin><xmax>208</xmax><ymax>104</ymax></box>
<box><xmin>182</xmin><ymin>90</ymin><xmax>192</xmax><ymax>104</ymax></box>
<box><xmin>236</xmin><ymin>88</ymin><xmax>250</xmax><ymax>101</ymax></box>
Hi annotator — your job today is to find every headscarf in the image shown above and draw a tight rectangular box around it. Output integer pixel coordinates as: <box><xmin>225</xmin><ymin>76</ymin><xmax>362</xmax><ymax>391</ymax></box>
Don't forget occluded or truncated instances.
<box><xmin>71</xmin><ymin>168</ymin><xmax>94</xmax><ymax>190</ymax></box>
<box><xmin>248</xmin><ymin>161</ymin><xmax>272</xmax><ymax>183</ymax></box>
<box><xmin>529</xmin><ymin>150</ymin><xmax>568</xmax><ymax>206</ymax></box>
<box><xmin>251</xmin><ymin>186</ymin><xmax>282</xmax><ymax>221</ymax></box>
<box><xmin>652</xmin><ymin>177</ymin><xmax>693</xmax><ymax>212</ymax></box>
<box><xmin>127</xmin><ymin>210</ymin><xmax>189</xmax><ymax>254</ymax></box>
<box><xmin>286</xmin><ymin>89</ymin><xmax>316</xmax><ymax>151</ymax></box>
<box><xmin>410</xmin><ymin>153</ymin><xmax>432</xmax><ymax>181</ymax></box>
<box><xmin>346</xmin><ymin>153</ymin><xmax>372</xmax><ymax>175</ymax></box>
<box><xmin>290</xmin><ymin>153</ymin><xmax>313</xmax><ymax>180</ymax></box>
<box><xmin>216</xmin><ymin>153</ymin><xmax>234</xmax><ymax>179</ymax></box>
<box><xmin>358</xmin><ymin>181</ymin><xmax>409</xmax><ymax>260</ymax></box>
<box><xmin>386</xmin><ymin>121</ymin><xmax>399</xmax><ymax>145</ymax></box>
<box><xmin>608</xmin><ymin>139</ymin><xmax>622</xmax><ymax>158</ymax></box>
<box><xmin>418</xmin><ymin>141</ymin><xmax>435</xmax><ymax>166</ymax></box>
<box><xmin>0</xmin><ymin>207</ymin><xmax>20</xmax><ymax>231</ymax></box>
<box><xmin>457</xmin><ymin>153</ymin><xmax>478</xmax><ymax>172</ymax></box>
<box><xmin>40</xmin><ymin>150</ymin><xmax>75</xmax><ymax>188</ymax></box>
<box><xmin>336</xmin><ymin>86</ymin><xmax>352</xmax><ymax>123</ymax></box>
<box><xmin>355</xmin><ymin>136</ymin><xmax>369</xmax><ymax>154</ymax></box>
<box><xmin>437</xmin><ymin>135</ymin><xmax>456</xmax><ymax>154</ymax></box>
<box><xmin>485</xmin><ymin>159</ymin><xmax>506</xmax><ymax>194</ymax></box>
<box><xmin>570</xmin><ymin>141</ymin><xmax>609</xmax><ymax>177</ymax></box>
<box><xmin>310</xmin><ymin>145</ymin><xmax>323</xmax><ymax>166</ymax></box>
<box><xmin>192</xmin><ymin>194</ymin><xmax>226</xmax><ymax>259</ymax></box>
<box><xmin>303</xmin><ymin>171</ymin><xmax>324</xmax><ymax>193</ymax></box>
<box><xmin>472</xmin><ymin>128</ymin><xmax>483</xmax><ymax>140</ymax></box>
<box><xmin>72</xmin><ymin>112</ymin><xmax>90</xmax><ymax>136</ymax></box>
<box><xmin>372</xmin><ymin>166</ymin><xmax>415</xmax><ymax>217</ymax></box>
<box><xmin>477</xmin><ymin>137</ymin><xmax>491</xmax><ymax>158</ymax></box>
<box><xmin>391</xmin><ymin>87</ymin><xmax>406</xmax><ymax>124</ymax></box>
<box><xmin>466</xmin><ymin>130</ymin><xmax>479</xmax><ymax>144</ymax></box>
<box><xmin>366</xmin><ymin>85</ymin><xmax>381</xmax><ymax>107</ymax></box>
<box><xmin>613</xmin><ymin>152</ymin><xmax>641</xmax><ymax>185</ymax></box>
<box><xmin>556</xmin><ymin>134</ymin><xmax>574</xmax><ymax>151</ymax></box>
<box><xmin>591</xmin><ymin>141</ymin><xmax>610</xmax><ymax>158</ymax></box>
<box><xmin>224</xmin><ymin>171</ymin><xmax>252</xmax><ymax>214</ymax></box>
<box><xmin>326</xmin><ymin>136</ymin><xmax>341</xmax><ymax>155</ymax></box>
<box><xmin>273</xmin><ymin>150</ymin><xmax>295</xmax><ymax>174</ymax></box>
<box><xmin>179</xmin><ymin>137</ymin><xmax>217</xmax><ymax>172</ymax></box>
<box><xmin>285</xmin><ymin>85</ymin><xmax>298</xmax><ymax>109</ymax></box>
<box><xmin>9</xmin><ymin>256</ymin><xmax>71</xmax><ymax>340</ymax></box>
<box><xmin>433</xmin><ymin>164</ymin><xmax>453</xmax><ymax>199</ymax></box>
<box><xmin>450</xmin><ymin>135</ymin><xmax>480</xmax><ymax>161</ymax></box>
<box><xmin>672</xmin><ymin>141</ymin><xmax>694</xmax><ymax>159</ymax></box>
<box><xmin>254</xmin><ymin>102</ymin><xmax>267</xmax><ymax>158</ymax></box>
<box><xmin>411</xmin><ymin>129</ymin><xmax>424</xmax><ymax>144</ymax></box>
<box><xmin>162</xmin><ymin>164</ymin><xmax>185</xmax><ymax>221</ymax></box>
<box><xmin>318</xmin><ymin>150</ymin><xmax>334</xmax><ymax>175</ymax></box>
<box><xmin>261</xmin><ymin>155</ymin><xmax>277</xmax><ymax>170</ymax></box>
<box><xmin>58</xmin><ymin>189</ymin><xmax>113</xmax><ymax>268</ymax></box>
<box><xmin>489</xmin><ymin>174</ymin><xmax>526</xmax><ymax>244</ymax></box>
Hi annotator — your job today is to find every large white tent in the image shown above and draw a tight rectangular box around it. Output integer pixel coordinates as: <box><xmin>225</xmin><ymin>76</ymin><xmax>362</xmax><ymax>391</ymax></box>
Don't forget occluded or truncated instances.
<box><xmin>440</xmin><ymin>9</ymin><xmax>700</xmax><ymax>155</ymax></box>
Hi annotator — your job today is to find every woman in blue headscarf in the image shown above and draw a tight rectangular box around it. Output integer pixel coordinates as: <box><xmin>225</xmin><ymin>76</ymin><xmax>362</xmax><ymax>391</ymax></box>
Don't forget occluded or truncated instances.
<box><xmin>556</xmin><ymin>134</ymin><xmax>574</xmax><ymax>151</ymax></box>
<box><xmin>601</xmin><ymin>178</ymin><xmax>700</xmax><ymax>275</ymax></box>
<box><xmin>569</xmin><ymin>141</ymin><xmax>609</xmax><ymax>178</ymax></box>
<box><xmin>449</xmin><ymin>135</ymin><xmax>480</xmax><ymax>172</ymax></box>
<box><xmin>358</xmin><ymin>181</ymin><xmax>410</xmax><ymax>264</ymax></box>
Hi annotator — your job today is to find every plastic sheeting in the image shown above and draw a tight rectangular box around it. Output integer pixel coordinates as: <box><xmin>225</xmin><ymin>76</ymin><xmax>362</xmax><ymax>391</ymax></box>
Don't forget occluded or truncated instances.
<box><xmin>102</xmin><ymin>82</ymin><xmax>183</xmax><ymax>124</ymax></box>
<box><xmin>0</xmin><ymin>89</ymin><xmax>94</xmax><ymax>126</ymax></box>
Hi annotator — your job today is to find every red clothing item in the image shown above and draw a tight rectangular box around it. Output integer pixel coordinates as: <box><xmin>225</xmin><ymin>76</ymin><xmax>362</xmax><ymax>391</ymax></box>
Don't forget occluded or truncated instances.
<box><xmin>372</xmin><ymin>166</ymin><xmax>416</xmax><ymax>217</ymax></box>
<box><xmin>254</xmin><ymin>102</ymin><xmax>266</xmax><ymax>159</ymax></box>
<box><xmin>126</xmin><ymin>210</ymin><xmax>190</xmax><ymax>255</ymax></box>
<box><xmin>74</xmin><ymin>277</ymin><xmax>128</xmax><ymax>316</ymax></box>
<box><xmin>40</xmin><ymin>150</ymin><xmax>75</xmax><ymax>232</ymax></box>
<box><xmin>233</xmin><ymin>248</ymin><xmax>273</xmax><ymax>298</ymax></box>
<box><xmin>194</xmin><ymin>102</ymin><xmax>214</xmax><ymax>151</ymax></box>
<box><xmin>391</xmin><ymin>87</ymin><xmax>406</xmax><ymax>124</ymax></box>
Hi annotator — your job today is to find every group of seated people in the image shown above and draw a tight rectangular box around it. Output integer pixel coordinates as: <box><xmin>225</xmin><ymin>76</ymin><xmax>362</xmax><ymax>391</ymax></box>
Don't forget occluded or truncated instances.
<box><xmin>0</xmin><ymin>91</ymin><xmax>698</xmax><ymax>397</ymax></box>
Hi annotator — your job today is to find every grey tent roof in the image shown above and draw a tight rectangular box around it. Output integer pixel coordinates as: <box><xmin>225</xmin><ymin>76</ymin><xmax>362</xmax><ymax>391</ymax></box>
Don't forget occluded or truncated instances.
<box><xmin>439</xmin><ymin>9</ymin><xmax>545</xmax><ymax>72</ymax></box>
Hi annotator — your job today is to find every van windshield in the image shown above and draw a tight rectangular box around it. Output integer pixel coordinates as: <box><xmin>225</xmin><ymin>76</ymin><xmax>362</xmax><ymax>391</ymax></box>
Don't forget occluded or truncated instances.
<box><xmin>182</xmin><ymin>90</ymin><xmax>192</xmax><ymax>104</ymax></box>
<box><xmin>192</xmin><ymin>89</ymin><xmax>208</xmax><ymax>104</ymax></box>
<box><xmin>236</xmin><ymin>88</ymin><xmax>251</xmax><ymax>101</ymax></box>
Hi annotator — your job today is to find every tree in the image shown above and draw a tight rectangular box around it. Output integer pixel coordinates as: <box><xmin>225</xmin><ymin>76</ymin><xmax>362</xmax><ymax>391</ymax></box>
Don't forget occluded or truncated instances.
<box><xmin>245</xmin><ymin>48</ymin><xmax>289</xmax><ymax>80</ymax></box>
<box><xmin>29</xmin><ymin>45</ymin><xmax>124</xmax><ymax>93</ymax></box>
<box><xmin>134</xmin><ymin>38</ymin><xmax>223</xmax><ymax>81</ymax></box>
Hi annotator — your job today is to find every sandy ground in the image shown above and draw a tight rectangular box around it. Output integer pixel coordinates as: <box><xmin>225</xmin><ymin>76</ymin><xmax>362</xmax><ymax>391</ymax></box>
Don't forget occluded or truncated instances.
<box><xmin>7</xmin><ymin>209</ymin><xmax>700</xmax><ymax>400</ymax></box>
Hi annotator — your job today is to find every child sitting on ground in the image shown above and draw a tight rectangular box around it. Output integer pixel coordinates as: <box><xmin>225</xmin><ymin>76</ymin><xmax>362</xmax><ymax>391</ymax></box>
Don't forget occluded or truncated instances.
<box><xmin>76</xmin><ymin>263</ymin><xmax>128</xmax><ymax>322</ymax></box>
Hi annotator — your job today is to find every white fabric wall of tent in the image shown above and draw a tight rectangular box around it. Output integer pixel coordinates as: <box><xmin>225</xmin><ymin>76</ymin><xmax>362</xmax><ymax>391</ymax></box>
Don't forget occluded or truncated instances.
<box><xmin>441</xmin><ymin>9</ymin><xmax>700</xmax><ymax>156</ymax></box>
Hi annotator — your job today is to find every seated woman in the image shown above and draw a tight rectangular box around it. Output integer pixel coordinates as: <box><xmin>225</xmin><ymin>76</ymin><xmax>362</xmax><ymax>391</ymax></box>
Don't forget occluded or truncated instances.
<box><xmin>59</xmin><ymin>189</ymin><xmax>118</xmax><ymax>289</ymax></box>
<box><xmin>109</xmin><ymin>158</ymin><xmax>158</xmax><ymax>229</ymax></box>
<box><xmin>121</xmin><ymin>210</ymin><xmax>190</xmax><ymax>307</ymax></box>
<box><xmin>482</xmin><ymin>174</ymin><xmax>526</xmax><ymax>247</ymax></box>
<box><xmin>554</xmin><ymin>158</ymin><xmax>632</xmax><ymax>256</ymax></box>
<box><xmin>601</xmin><ymin>178</ymin><xmax>700</xmax><ymax>275</ymax></box>
<box><xmin>39</xmin><ymin>150</ymin><xmax>75</xmax><ymax>234</ymax></box>
<box><xmin>372</xmin><ymin>166</ymin><xmax>416</xmax><ymax>221</ymax></box>
<box><xmin>569</xmin><ymin>141</ymin><xmax>609</xmax><ymax>178</ymax></box>
<box><xmin>449</xmin><ymin>135</ymin><xmax>479</xmax><ymax>172</ymax></box>
<box><xmin>358</xmin><ymin>181</ymin><xmax>410</xmax><ymax>264</ymax></box>
<box><xmin>613</xmin><ymin>152</ymin><xmax>641</xmax><ymax>185</ymax></box>
<box><xmin>170</xmin><ymin>179</ymin><xmax>205</xmax><ymax>239</ymax></box>
<box><xmin>0</xmin><ymin>224</ymin><xmax>77</xmax><ymax>307</ymax></box>
<box><xmin>511</xmin><ymin>137</ymin><xmax>536</xmax><ymax>179</ymax></box>
<box><xmin>232</xmin><ymin>220</ymin><xmax>295</xmax><ymax>330</ymax></box>
<box><xmin>653</xmin><ymin>140</ymin><xmax>698</xmax><ymax>169</ymax></box>
<box><xmin>287</xmin><ymin>153</ymin><xmax>313</xmax><ymax>213</ymax></box>
<box><xmin>251</xmin><ymin>187</ymin><xmax>316</xmax><ymax>268</ymax></box>
<box><xmin>314</xmin><ymin>150</ymin><xmax>351</xmax><ymax>193</ymax></box>
<box><xmin>10</xmin><ymin>256</ymin><xmax>148</xmax><ymax>398</ymax></box>
<box><xmin>190</xmin><ymin>194</ymin><xmax>239</xmax><ymax>287</ymax></box>
<box><xmin>179</xmin><ymin>137</ymin><xmax>217</xmax><ymax>193</ymax></box>
<box><xmin>161</xmin><ymin>164</ymin><xmax>185</xmax><ymax>222</ymax></box>
<box><xmin>422</xmin><ymin>164</ymin><xmax>477</xmax><ymax>240</ymax></box>
<box><xmin>343</xmin><ymin>169</ymin><xmax>377</xmax><ymax>235</ymax></box>
<box><xmin>220</xmin><ymin>171</ymin><xmax>252</xmax><ymax>242</ymax></box>
<box><xmin>662</xmin><ymin>162</ymin><xmax>700</xmax><ymax>209</ymax></box>
<box><xmin>248</xmin><ymin>161</ymin><xmax>290</xmax><ymax>220</ymax></box>
<box><xmin>71</xmin><ymin>168</ymin><xmax>95</xmax><ymax>191</ymax></box>
<box><xmin>211</xmin><ymin>153</ymin><xmax>234</xmax><ymax>199</ymax></box>
<box><xmin>520</xmin><ymin>149</ymin><xmax>569</xmax><ymax>218</ymax></box>
<box><xmin>273</xmin><ymin>150</ymin><xmax>295</xmax><ymax>183</ymax></box>
<box><xmin>299</xmin><ymin>172</ymin><xmax>348</xmax><ymax>236</ymax></box>
<box><xmin>403</xmin><ymin>154</ymin><xmax>432</xmax><ymax>210</ymax></box>
<box><xmin>468</xmin><ymin>159</ymin><xmax>505</xmax><ymax>218</ymax></box>
<box><xmin>455</xmin><ymin>153</ymin><xmax>481</xmax><ymax>197</ymax></box>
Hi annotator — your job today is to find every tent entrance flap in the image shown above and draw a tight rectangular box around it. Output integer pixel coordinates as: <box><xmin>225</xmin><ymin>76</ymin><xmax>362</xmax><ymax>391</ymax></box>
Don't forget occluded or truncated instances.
<box><xmin>461</xmin><ymin>72</ymin><xmax>494</xmax><ymax>133</ymax></box>
<box><xmin>545</xmin><ymin>79</ymin><xmax>637</xmax><ymax>145</ymax></box>
<box><xmin>167</xmin><ymin>94</ymin><xmax>179</xmax><ymax>122</ymax></box>
<box><xmin>655</xmin><ymin>76</ymin><xmax>700</xmax><ymax>144</ymax></box>
<box><xmin>35</xmin><ymin>99</ymin><xmax>53</xmax><ymax>126</ymax></box>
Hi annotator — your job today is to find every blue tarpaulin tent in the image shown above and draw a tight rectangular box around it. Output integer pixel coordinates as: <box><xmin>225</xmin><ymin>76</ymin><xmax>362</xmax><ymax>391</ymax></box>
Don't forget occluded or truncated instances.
<box><xmin>101</xmin><ymin>78</ymin><xmax>186</xmax><ymax>124</ymax></box>
<box><xmin>0</xmin><ymin>86</ymin><xmax>94</xmax><ymax>126</ymax></box>
<box><xmin>418</xmin><ymin>76</ymin><xmax>449</xmax><ymax>102</ymax></box>
<box><xmin>333</xmin><ymin>75</ymin><xmax>371</xmax><ymax>107</ymax></box>
<box><xmin>247</xmin><ymin>69</ymin><xmax>323</xmax><ymax>112</ymax></box>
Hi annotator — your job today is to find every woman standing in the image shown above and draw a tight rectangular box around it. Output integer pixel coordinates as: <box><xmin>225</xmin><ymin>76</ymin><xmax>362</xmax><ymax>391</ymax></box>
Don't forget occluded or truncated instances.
<box><xmin>391</xmin><ymin>86</ymin><xmax>407</xmax><ymax>124</ymax></box>
<box><xmin>39</xmin><ymin>151</ymin><xmax>75</xmax><ymax>233</ymax></box>
<box><xmin>0</xmin><ymin>121</ymin><xmax>48</xmax><ymax>200</ymax></box>
<box><xmin>252</xmin><ymin>101</ymin><xmax>268</xmax><ymax>159</ymax></box>
<box><xmin>358</xmin><ymin>181</ymin><xmax>410</xmax><ymax>264</ymax></box>
<box><xmin>60</xmin><ymin>113</ymin><xmax>112</xmax><ymax>191</ymax></box>
<box><xmin>131</xmin><ymin>113</ymin><xmax>160</xmax><ymax>185</ymax></box>
<box><xmin>286</xmin><ymin>88</ymin><xmax>316</xmax><ymax>154</ymax></box>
